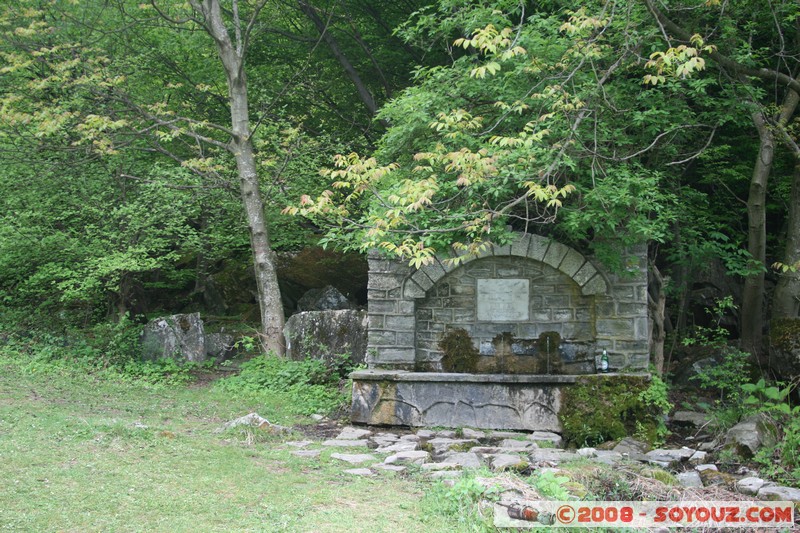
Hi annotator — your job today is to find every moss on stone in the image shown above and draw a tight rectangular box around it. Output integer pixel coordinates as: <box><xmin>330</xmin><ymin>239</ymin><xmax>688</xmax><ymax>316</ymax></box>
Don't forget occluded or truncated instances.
<box><xmin>439</xmin><ymin>328</ymin><xmax>479</xmax><ymax>373</ymax></box>
<box><xmin>770</xmin><ymin>318</ymin><xmax>800</xmax><ymax>352</ymax></box>
<box><xmin>559</xmin><ymin>375</ymin><xmax>661</xmax><ymax>448</ymax></box>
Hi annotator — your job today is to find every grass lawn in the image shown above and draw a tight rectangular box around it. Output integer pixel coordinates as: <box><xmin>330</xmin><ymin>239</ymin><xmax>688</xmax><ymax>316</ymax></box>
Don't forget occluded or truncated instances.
<box><xmin>0</xmin><ymin>361</ymin><xmax>453</xmax><ymax>532</ymax></box>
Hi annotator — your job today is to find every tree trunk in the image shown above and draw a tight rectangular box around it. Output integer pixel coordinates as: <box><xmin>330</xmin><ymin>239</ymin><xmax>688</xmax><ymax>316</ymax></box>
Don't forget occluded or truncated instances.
<box><xmin>198</xmin><ymin>0</ymin><xmax>285</xmax><ymax>355</ymax></box>
<box><xmin>648</xmin><ymin>264</ymin><xmax>667</xmax><ymax>376</ymax></box>
<box><xmin>773</xmin><ymin>162</ymin><xmax>800</xmax><ymax>318</ymax></box>
<box><xmin>740</xmin><ymin>110</ymin><xmax>773</xmax><ymax>357</ymax></box>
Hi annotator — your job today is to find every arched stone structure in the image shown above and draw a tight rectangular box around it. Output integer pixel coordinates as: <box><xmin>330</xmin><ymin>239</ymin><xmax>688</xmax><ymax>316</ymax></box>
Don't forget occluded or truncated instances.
<box><xmin>363</xmin><ymin>233</ymin><xmax>647</xmax><ymax>371</ymax></box>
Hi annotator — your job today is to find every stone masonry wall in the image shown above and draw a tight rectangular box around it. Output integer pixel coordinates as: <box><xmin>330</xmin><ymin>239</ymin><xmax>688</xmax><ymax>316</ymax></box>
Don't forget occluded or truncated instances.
<box><xmin>366</xmin><ymin>234</ymin><xmax>649</xmax><ymax>372</ymax></box>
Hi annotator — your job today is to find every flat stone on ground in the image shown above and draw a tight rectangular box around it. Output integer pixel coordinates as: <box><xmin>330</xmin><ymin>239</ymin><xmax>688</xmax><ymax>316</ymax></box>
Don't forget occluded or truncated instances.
<box><xmin>490</xmin><ymin>454</ymin><xmax>529</xmax><ymax>472</ymax></box>
<box><xmin>343</xmin><ymin>468</ymin><xmax>374</xmax><ymax>476</ymax></box>
<box><xmin>489</xmin><ymin>431</ymin><xmax>527</xmax><ymax>439</ymax></box>
<box><xmin>499</xmin><ymin>439</ymin><xmax>536</xmax><ymax>451</ymax></box>
<box><xmin>285</xmin><ymin>440</ymin><xmax>314</xmax><ymax>448</ymax></box>
<box><xmin>330</xmin><ymin>453</ymin><xmax>376</xmax><ymax>464</ymax></box>
<box><xmin>335</xmin><ymin>427</ymin><xmax>373</xmax><ymax>440</ymax></box>
<box><xmin>757</xmin><ymin>485</ymin><xmax>800</xmax><ymax>503</ymax></box>
<box><xmin>376</xmin><ymin>441</ymin><xmax>419</xmax><ymax>453</ymax></box>
<box><xmin>371</xmin><ymin>463</ymin><xmax>407</xmax><ymax>472</ymax></box>
<box><xmin>528</xmin><ymin>431</ymin><xmax>563</xmax><ymax>447</ymax></box>
<box><xmin>461</xmin><ymin>428</ymin><xmax>486</xmax><ymax>440</ymax></box>
<box><xmin>736</xmin><ymin>477</ymin><xmax>766</xmax><ymax>496</ymax></box>
<box><xmin>384</xmin><ymin>450</ymin><xmax>431</xmax><ymax>465</ymax></box>
<box><xmin>441</xmin><ymin>452</ymin><xmax>483</xmax><ymax>469</ymax></box>
<box><xmin>676</xmin><ymin>471</ymin><xmax>703</xmax><ymax>488</ymax></box>
<box><xmin>321</xmin><ymin>439</ymin><xmax>369</xmax><ymax>448</ymax></box>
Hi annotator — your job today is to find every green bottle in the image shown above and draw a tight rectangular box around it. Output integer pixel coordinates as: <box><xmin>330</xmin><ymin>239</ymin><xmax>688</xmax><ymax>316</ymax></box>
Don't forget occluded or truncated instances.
<box><xmin>600</xmin><ymin>349</ymin><xmax>609</xmax><ymax>373</ymax></box>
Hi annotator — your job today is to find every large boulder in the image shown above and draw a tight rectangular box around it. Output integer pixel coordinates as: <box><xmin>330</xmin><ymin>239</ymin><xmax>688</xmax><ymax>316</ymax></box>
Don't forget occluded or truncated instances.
<box><xmin>283</xmin><ymin>309</ymin><xmax>367</xmax><ymax>365</ymax></box>
<box><xmin>296</xmin><ymin>285</ymin><xmax>352</xmax><ymax>312</ymax></box>
<box><xmin>141</xmin><ymin>313</ymin><xmax>236</xmax><ymax>362</ymax></box>
<box><xmin>723</xmin><ymin>413</ymin><xmax>778</xmax><ymax>458</ymax></box>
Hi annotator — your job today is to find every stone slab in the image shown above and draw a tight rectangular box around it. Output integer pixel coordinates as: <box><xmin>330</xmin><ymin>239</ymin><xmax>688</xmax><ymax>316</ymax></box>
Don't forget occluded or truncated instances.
<box><xmin>477</xmin><ymin>279</ymin><xmax>529</xmax><ymax>321</ymax></box>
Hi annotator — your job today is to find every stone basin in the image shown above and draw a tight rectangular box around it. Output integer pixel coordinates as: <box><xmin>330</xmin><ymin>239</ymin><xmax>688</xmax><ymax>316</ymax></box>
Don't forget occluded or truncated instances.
<box><xmin>351</xmin><ymin>370</ymin><xmax>649</xmax><ymax>432</ymax></box>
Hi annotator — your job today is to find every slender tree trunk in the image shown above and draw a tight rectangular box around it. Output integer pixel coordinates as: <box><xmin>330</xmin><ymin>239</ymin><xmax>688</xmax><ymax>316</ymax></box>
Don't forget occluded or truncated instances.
<box><xmin>773</xmin><ymin>163</ymin><xmax>800</xmax><ymax>318</ymax></box>
<box><xmin>197</xmin><ymin>0</ymin><xmax>285</xmax><ymax>355</ymax></box>
<box><xmin>648</xmin><ymin>264</ymin><xmax>667</xmax><ymax>376</ymax></box>
<box><xmin>740</xmin><ymin>110</ymin><xmax>773</xmax><ymax>357</ymax></box>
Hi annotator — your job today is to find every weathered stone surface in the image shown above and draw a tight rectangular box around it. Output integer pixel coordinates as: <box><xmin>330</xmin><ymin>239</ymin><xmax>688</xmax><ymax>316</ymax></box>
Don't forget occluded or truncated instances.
<box><xmin>757</xmin><ymin>485</ymin><xmax>800</xmax><ymax>504</ymax></box>
<box><xmin>426</xmin><ymin>438</ymin><xmax>479</xmax><ymax>455</ymax></box>
<box><xmin>671</xmin><ymin>411</ymin><xmax>712</xmax><ymax>428</ymax></box>
<box><xmin>284</xmin><ymin>310</ymin><xmax>367</xmax><ymax>364</ymax></box>
<box><xmin>529</xmin><ymin>449</ymin><xmax>577</xmax><ymax>463</ymax></box>
<box><xmin>441</xmin><ymin>452</ymin><xmax>483</xmax><ymax>469</ymax></box>
<box><xmin>376</xmin><ymin>441</ymin><xmax>419</xmax><ymax>453</ymax></box>
<box><xmin>205</xmin><ymin>332</ymin><xmax>236</xmax><ymax>360</ymax></box>
<box><xmin>699</xmin><ymin>469</ymin><xmax>737</xmax><ymax>487</ymax></box>
<box><xmin>385</xmin><ymin>450</ymin><xmax>431</xmax><ymax>465</ymax></box>
<box><xmin>351</xmin><ymin>371</ymin><xmax>566</xmax><ymax>431</ymax></box>
<box><xmin>335</xmin><ymin>427</ymin><xmax>372</xmax><ymax>440</ymax></box>
<box><xmin>676</xmin><ymin>471</ymin><xmax>703</xmax><ymax>488</ymax></box>
<box><xmin>736</xmin><ymin>477</ymin><xmax>766</xmax><ymax>496</ymax></box>
<box><xmin>343</xmin><ymin>468</ymin><xmax>374</xmax><ymax>476</ymax></box>
<box><xmin>297</xmin><ymin>285</ymin><xmax>352</xmax><ymax>312</ymax></box>
<box><xmin>321</xmin><ymin>439</ymin><xmax>369</xmax><ymax>448</ymax></box>
<box><xmin>689</xmin><ymin>450</ymin><xmax>707</xmax><ymax>464</ymax></box>
<box><xmin>461</xmin><ymin>428</ymin><xmax>486</xmax><ymax>440</ymax></box>
<box><xmin>576</xmin><ymin>448</ymin><xmax>597</xmax><ymax>458</ymax></box>
<box><xmin>724</xmin><ymin>414</ymin><xmax>778</xmax><ymax>458</ymax></box>
<box><xmin>613</xmin><ymin>437</ymin><xmax>650</xmax><ymax>455</ymax></box>
<box><xmin>528</xmin><ymin>431</ymin><xmax>563</xmax><ymax>447</ymax></box>
<box><xmin>695</xmin><ymin>464</ymin><xmax>718</xmax><ymax>472</ymax></box>
<box><xmin>498</xmin><ymin>439</ymin><xmax>536</xmax><ymax>451</ymax></box>
<box><xmin>141</xmin><ymin>312</ymin><xmax>207</xmax><ymax>362</ymax></box>
<box><xmin>371</xmin><ymin>464</ymin><xmax>407</xmax><ymax>472</ymax></box>
<box><xmin>490</xmin><ymin>454</ymin><xmax>529</xmax><ymax>472</ymax></box>
<box><xmin>644</xmin><ymin>447</ymin><xmax>696</xmax><ymax>468</ymax></box>
<box><xmin>330</xmin><ymin>453</ymin><xmax>376</xmax><ymax>464</ymax></box>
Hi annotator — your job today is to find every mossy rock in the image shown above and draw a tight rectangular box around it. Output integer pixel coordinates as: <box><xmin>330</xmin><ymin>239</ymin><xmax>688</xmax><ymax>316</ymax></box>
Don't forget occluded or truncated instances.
<box><xmin>559</xmin><ymin>376</ymin><xmax>662</xmax><ymax>448</ymax></box>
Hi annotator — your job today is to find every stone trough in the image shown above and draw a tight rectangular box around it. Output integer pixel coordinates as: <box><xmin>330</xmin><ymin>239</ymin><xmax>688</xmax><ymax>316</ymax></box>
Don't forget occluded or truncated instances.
<box><xmin>351</xmin><ymin>233</ymin><xmax>650</xmax><ymax>431</ymax></box>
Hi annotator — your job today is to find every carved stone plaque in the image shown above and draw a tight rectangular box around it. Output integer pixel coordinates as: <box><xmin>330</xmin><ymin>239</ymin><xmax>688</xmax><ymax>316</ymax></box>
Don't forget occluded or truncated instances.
<box><xmin>476</xmin><ymin>279</ymin><xmax>530</xmax><ymax>321</ymax></box>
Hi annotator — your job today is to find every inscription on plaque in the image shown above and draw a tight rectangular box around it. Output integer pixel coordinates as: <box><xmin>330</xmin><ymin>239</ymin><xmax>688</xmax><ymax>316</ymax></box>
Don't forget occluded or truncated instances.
<box><xmin>477</xmin><ymin>279</ymin><xmax>530</xmax><ymax>321</ymax></box>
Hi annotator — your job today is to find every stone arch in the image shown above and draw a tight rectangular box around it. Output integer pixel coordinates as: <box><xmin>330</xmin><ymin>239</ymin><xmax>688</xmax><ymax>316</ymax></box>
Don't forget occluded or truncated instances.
<box><xmin>404</xmin><ymin>233</ymin><xmax>608</xmax><ymax>299</ymax></box>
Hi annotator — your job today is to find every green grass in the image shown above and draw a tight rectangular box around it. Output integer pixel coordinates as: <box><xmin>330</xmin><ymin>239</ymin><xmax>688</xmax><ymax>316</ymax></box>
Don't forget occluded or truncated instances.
<box><xmin>0</xmin><ymin>360</ymin><xmax>453</xmax><ymax>532</ymax></box>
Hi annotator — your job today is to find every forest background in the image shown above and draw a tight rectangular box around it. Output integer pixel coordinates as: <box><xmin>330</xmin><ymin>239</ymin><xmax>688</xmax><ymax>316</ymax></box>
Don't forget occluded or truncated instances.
<box><xmin>1</xmin><ymin>0</ymin><xmax>799</xmax><ymax>379</ymax></box>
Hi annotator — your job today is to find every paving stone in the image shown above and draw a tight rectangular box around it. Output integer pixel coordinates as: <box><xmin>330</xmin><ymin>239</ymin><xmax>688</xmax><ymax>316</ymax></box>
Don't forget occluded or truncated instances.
<box><xmin>736</xmin><ymin>476</ymin><xmax>766</xmax><ymax>496</ymax></box>
<box><xmin>376</xmin><ymin>441</ymin><xmax>419</xmax><ymax>453</ymax></box>
<box><xmin>371</xmin><ymin>463</ymin><xmax>407</xmax><ymax>472</ymax></box>
<box><xmin>461</xmin><ymin>428</ymin><xmax>486</xmax><ymax>440</ymax></box>
<box><xmin>335</xmin><ymin>427</ymin><xmax>373</xmax><ymax>440</ymax></box>
<box><xmin>330</xmin><ymin>453</ymin><xmax>376</xmax><ymax>464</ymax></box>
<box><xmin>285</xmin><ymin>440</ymin><xmax>314</xmax><ymax>448</ymax></box>
<box><xmin>528</xmin><ymin>431</ymin><xmax>564</xmax><ymax>448</ymax></box>
<box><xmin>425</xmin><ymin>438</ymin><xmax>478</xmax><ymax>454</ymax></box>
<box><xmin>676</xmin><ymin>471</ymin><xmax>703</xmax><ymax>488</ymax></box>
<box><xmin>498</xmin><ymin>439</ymin><xmax>536</xmax><ymax>451</ymax></box>
<box><xmin>490</xmin><ymin>454</ymin><xmax>529</xmax><ymax>472</ymax></box>
<box><xmin>343</xmin><ymin>468</ymin><xmax>374</xmax><ymax>476</ymax></box>
<box><xmin>416</xmin><ymin>429</ymin><xmax>436</xmax><ymax>438</ymax></box>
<box><xmin>441</xmin><ymin>452</ymin><xmax>483</xmax><ymax>469</ymax></box>
<box><xmin>385</xmin><ymin>450</ymin><xmax>431</xmax><ymax>465</ymax></box>
<box><xmin>291</xmin><ymin>449</ymin><xmax>321</xmax><ymax>458</ymax></box>
<box><xmin>469</xmin><ymin>446</ymin><xmax>503</xmax><ymax>454</ymax></box>
<box><xmin>321</xmin><ymin>439</ymin><xmax>369</xmax><ymax>448</ymax></box>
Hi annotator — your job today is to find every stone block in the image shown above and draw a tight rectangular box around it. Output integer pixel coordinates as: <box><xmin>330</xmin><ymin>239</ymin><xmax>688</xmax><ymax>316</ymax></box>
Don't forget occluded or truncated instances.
<box><xmin>369</xmin><ymin>300</ymin><xmax>397</xmax><ymax>313</ymax></box>
<box><xmin>386</xmin><ymin>315</ymin><xmax>415</xmax><ymax>331</ymax></box>
<box><xmin>527</xmin><ymin>235</ymin><xmax>550</xmax><ymax>261</ymax></box>
<box><xmin>559</xmin><ymin>249</ymin><xmax>586</xmax><ymax>277</ymax></box>
<box><xmin>403</xmin><ymin>280</ymin><xmax>426</xmax><ymax>298</ymax></box>
<box><xmin>596</xmin><ymin>318</ymin><xmax>634</xmax><ymax>337</ymax></box>
<box><xmin>543</xmin><ymin>242</ymin><xmax>569</xmax><ymax>269</ymax></box>
<box><xmin>411</xmin><ymin>270</ymin><xmax>434</xmax><ymax>291</ymax></box>
<box><xmin>510</xmin><ymin>234</ymin><xmax>532</xmax><ymax>257</ymax></box>
<box><xmin>581</xmin><ymin>275</ymin><xmax>608</xmax><ymax>295</ymax></box>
